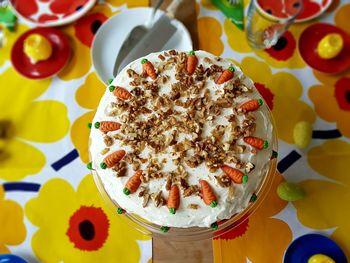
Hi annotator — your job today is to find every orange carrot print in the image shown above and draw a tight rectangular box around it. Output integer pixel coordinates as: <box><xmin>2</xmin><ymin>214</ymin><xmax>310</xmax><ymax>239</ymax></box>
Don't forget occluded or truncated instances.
<box><xmin>215</xmin><ymin>66</ymin><xmax>235</xmax><ymax>84</ymax></box>
<box><xmin>221</xmin><ymin>165</ymin><xmax>248</xmax><ymax>184</ymax></box>
<box><xmin>111</xmin><ymin>86</ymin><xmax>131</xmax><ymax>100</ymax></box>
<box><xmin>167</xmin><ymin>184</ymin><xmax>180</xmax><ymax>214</ymax></box>
<box><xmin>186</xmin><ymin>50</ymin><xmax>198</xmax><ymax>75</ymax></box>
<box><xmin>123</xmin><ymin>170</ymin><xmax>142</xmax><ymax>195</ymax></box>
<box><xmin>141</xmin><ymin>58</ymin><xmax>157</xmax><ymax>80</ymax></box>
<box><xmin>100</xmin><ymin>150</ymin><xmax>126</xmax><ymax>169</ymax></box>
<box><xmin>94</xmin><ymin>121</ymin><xmax>121</xmax><ymax>133</ymax></box>
<box><xmin>244</xmin><ymin>136</ymin><xmax>268</xmax><ymax>150</ymax></box>
<box><xmin>239</xmin><ymin>99</ymin><xmax>263</xmax><ymax>112</ymax></box>
<box><xmin>200</xmin><ymin>179</ymin><xmax>217</xmax><ymax>207</ymax></box>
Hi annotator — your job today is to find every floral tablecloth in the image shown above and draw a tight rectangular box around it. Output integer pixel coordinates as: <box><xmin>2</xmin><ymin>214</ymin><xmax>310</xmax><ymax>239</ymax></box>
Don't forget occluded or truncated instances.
<box><xmin>0</xmin><ymin>0</ymin><xmax>349</xmax><ymax>262</ymax></box>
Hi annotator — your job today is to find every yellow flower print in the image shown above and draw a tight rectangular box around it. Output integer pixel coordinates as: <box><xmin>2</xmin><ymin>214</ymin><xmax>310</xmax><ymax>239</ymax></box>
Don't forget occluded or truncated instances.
<box><xmin>213</xmin><ymin>171</ymin><xmax>292</xmax><ymax>263</ymax></box>
<box><xmin>309</xmin><ymin>69</ymin><xmax>350</xmax><ymax>138</ymax></box>
<box><xmin>224</xmin><ymin>19</ymin><xmax>307</xmax><ymax>68</ymax></box>
<box><xmin>0</xmin><ymin>186</ymin><xmax>26</xmax><ymax>253</ymax></box>
<box><xmin>71</xmin><ymin>73</ymin><xmax>106</xmax><ymax>163</ymax></box>
<box><xmin>198</xmin><ymin>17</ymin><xmax>224</xmax><ymax>56</ymax></box>
<box><xmin>58</xmin><ymin>3</ymin><xmax>115</xmax><ymax>81</ymax></box>
<box><xmin>108</xmin><ymin>0</ymin><xmax>148</xmax><ymax>8</ymax></box>
<box><xmin>0</xmin><ymin>69</ymin><xmax>69</xmax><ymax>181</ymax></box>
<box><xmin>25</xmin><ymin>175</ymin><xmax>149</xmax><ymax>263</ymax></box>
<box><xmin>335</xmin><ymin>3</ymin><xmax>350</xmax><ymax>35</ymax></box>
<box><xmin>294</xmin><ymin>140</ymin><xmax>350</xmax><ymax>259</ymax></box>
<box><xmin>0</xmin><ymin>24</ymin><xmax>28</xmax><ymax>67</ymax></box>
<box><xmin>239</xmin><ymin>57</ymin><xmax>315</xmax><ymax>143</ymax></box>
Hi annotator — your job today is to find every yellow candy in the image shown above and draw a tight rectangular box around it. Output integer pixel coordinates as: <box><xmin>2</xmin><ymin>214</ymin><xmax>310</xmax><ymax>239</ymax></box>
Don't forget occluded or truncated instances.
<box><xmin>308</xmin><ymin>254</ymin><xmax>335</xmax><ymax>263</ymax></box>
<box><xmin>23</xmin><ymin>33</ymin><xmax>52</xmax><ymax>64</ymax></box>
<box><xmin>317</xmin><ymin>33</ymin><xmax>344</xmax><ymax>59</ymax></box>
<box><xmin>293</xmin><ymin>121</ymin><xmax>313</xmax><ymax>149</ymax></box>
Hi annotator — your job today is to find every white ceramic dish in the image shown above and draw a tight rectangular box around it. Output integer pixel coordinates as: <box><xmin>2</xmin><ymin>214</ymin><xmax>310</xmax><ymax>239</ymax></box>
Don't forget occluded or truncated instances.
<box><xmin>91</xmin><ymin>7</ymin><xmax>193</xmax><ymax>84</ymax></box>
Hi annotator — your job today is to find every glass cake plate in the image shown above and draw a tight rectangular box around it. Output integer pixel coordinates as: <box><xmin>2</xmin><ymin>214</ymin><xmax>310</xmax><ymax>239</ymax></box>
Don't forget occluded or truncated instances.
<box><xmin>91</xmin><ymin>105</ymin><xmax>278</xmax><ymax>242</ymax></box>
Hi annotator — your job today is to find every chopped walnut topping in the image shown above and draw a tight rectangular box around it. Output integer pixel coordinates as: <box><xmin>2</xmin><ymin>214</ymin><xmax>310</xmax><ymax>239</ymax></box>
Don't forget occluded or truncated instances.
<box><xmin>100</xmin><ymin>148</ymin><xmax>110</xmax><ymax>155</ymax></box>
<box><xmin>245</xmin><ymin>162</ymin><xmax>255</xmax><ymax>173</ymax></box>
<box><xmin>151</xmin><ymin>191</ymin><xmax>166</xmax><ymax>208</ymax></box>
<box><xmin>103</xmin><ymin>135</ymin><xmax>113</xmax><ymax>147</ymax></box>
<box><xmin>183</xmin><ymin>185</ymin><xmax>200</xmax><ymax>197</ymax></box>
<box><xmin>188</xmin><ymin>204</ymin><xmax>199</xmax><ymax>209</ymax></box>
<box><xmin>103</xmin><ymin>53</ymin><xmax>263</xmax><ymax>210</ymax></box>
<box><xmin>165</xmin><ymin>175</ymin><xmax>172</xmax><ymax>191</ymax></box>
<box><xmin>142</xmin><ymin>193</ymin><xmax>150</xmax><ymax>207</ymax></box>
<box><xmin>138</xmin><ymin>186</ymin><xmax>148</xmax><ymax>197</ymax></box>
<box><xmin>228</xmin><ymin>184</ymin><xmax>235</xmax><ymax>200</ymax></box>
<box><xmin>215</xmin><ymin>174</ymin><xmax>231</xmax><ymax>188</ymax></box>
<box><xmin>112</xmin><ymin>161</ymin><xmax>127</xmax><ymax>177</ymax></box>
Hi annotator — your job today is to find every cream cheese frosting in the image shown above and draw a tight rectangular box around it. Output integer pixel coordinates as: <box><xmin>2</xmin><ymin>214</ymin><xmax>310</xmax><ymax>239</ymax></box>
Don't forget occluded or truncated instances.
<box><xmin>89</xmin><ymin>50</ymin><xmax>274</xmax><ymax>228</ymax></box>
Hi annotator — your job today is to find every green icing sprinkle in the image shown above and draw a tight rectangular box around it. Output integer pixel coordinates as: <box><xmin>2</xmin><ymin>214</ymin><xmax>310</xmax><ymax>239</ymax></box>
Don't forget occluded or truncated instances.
<box><xmin>86</xmin><ymin>162</ymin><xmax>92</xmax><ymax>170</ymax></box>
<box><xmin>160</xmin><ymin>226</ymin><xmax>170</xmax><ymax>233</ymax></box>
<box><xmin>188</xmin><ymin>50</ymin><xmax>195</xmax><ymax>55</ymax></box>
<box><xmin>169</xmin><ymin>208</ymin><xmax>176</xmax><ymax>214</ymax></box>
<box><xmin>108</xmin><ymin>78</ymin><xmax>113</xmax><ymax>85</ymax></box>
<box><xmin>100</xmin><ymin>162</ymin><xmax>107</xmax><ymax>169</ymax></box>
<box><xmin>250</xmin><ymin>193</ymin><xmax>257</xmax><ymax>202</ymax></box>
<box><xmin>211</xmin><ymin>222</ymin><xmax>218</xmax><ymax>230</ymax></box>
<box><xmin>141</xmin><ymin>58</ymin><xmax>148</xmax><ymax>64</ymax></box>
<box><xmin>210</xmin><ymin>200</ymin><xmax>218</xmax><ymax>208</ymax></box>
<box><xmin>117</xmin><ymin>207</ymin><xmax>125</xmax><ymax>214</ymax></box>
<box><xmin>242</xmin><ymin>175</ymin><xmax>248</xmax><ymax>184</ymax></box>
<box><xmin>123</xmin><ymin>188</ymin><xmax>130</xmax><ymax>195</ymax></box>
<box><xmin>87</xmin><ymin>122</ymin><xmax>92</xmax><ymax>129</ymax></box>
<box><xmin>109</xmin><ymin>85</ymin><xmax>116</xmax><ymax>92</ymax></box>
<box><xmin>228</xmin><ymin>66</ymin><xmax>235</xmax><ymax>72</ymax></box>
<box><xmin>258</xmin><ymin>99</ymin><xmax>264</xmax><ymax>106</ymax></box>
<box><xmin>94</xmin><ymin>122</ymin><xmax>100</xmax><ymax>129</ymax></box>
<box><xmin>263</xmin><ymin>141</ymin><xmax>269</xmax><ymax>149</ymax></box>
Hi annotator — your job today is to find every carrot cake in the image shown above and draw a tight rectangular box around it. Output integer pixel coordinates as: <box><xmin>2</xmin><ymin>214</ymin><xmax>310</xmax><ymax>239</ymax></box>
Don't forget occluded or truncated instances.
<box><xmin>89</xmin><ymin>50</ymin><xmax>274</xmax><ymax>228</ymax></box>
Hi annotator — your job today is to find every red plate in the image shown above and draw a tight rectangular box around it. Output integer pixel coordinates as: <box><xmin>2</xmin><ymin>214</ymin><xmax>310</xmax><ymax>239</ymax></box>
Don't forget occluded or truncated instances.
<box><xmin>299</xmin><ymin>23</ymin><xmax>350</xmax><ymax>74</ymax></box>
<box><xmin>11</xmin><ymin>27</ymin><xmax>70</xmax><ymax>79</ymax></box>
<box><xmin>258</xmin><ymin>0</ymin><xmax>332</xmax><ymax>22</ymax></box>
<box><xmin>10</xmin><ymin>0</ymin><xmax>96</xmax><ymax>27</ymax></box>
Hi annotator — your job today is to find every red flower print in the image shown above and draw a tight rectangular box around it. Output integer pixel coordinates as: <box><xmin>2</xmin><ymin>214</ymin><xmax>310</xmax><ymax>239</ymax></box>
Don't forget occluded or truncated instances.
<box><xmin>66</xmin><ymin>206</ymin><xmax>109</xmax><ymax>251</ymax></box>
<box><xmin>74</xmin><ymin>13</ymin><xmax>108</xmax><ymax>47</ymax></box>
<box><xmin>334</xmin><ymin>78</ymin><xmax>350</xmax><ymax>112</ymax></box>
<box><xmin>265</xmin><ymin>31</ymin><xmax>296</xmax><ymax>61</ymax></box>
<box><xmin>255</xmin><ymin>83</ymin><xmax>274</xmax><ymax>110</ymax></box>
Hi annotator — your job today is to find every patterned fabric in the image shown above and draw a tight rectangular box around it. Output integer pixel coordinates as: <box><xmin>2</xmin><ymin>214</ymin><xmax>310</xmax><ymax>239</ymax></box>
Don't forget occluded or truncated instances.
<box><xmin>201</xmin><ymin>0</ymin><xmax>350</xmax><ymax>262</ymax></box>
<box><xmin>1</xmin><ymin>0</ymin><xmax>350</xmax><ymax>262</ymax></box>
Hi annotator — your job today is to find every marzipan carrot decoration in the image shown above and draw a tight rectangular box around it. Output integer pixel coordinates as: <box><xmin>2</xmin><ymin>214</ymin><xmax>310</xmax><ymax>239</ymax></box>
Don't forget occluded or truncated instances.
<box><xmin>186</xmin><ymin>50</ymin><xmax>198</xmax><ymax>75</ymax></box>
<box><xmin>94</xmin><ymin>121</ymin><xmax>121</xmax><ymax>133</ymax></box>
<box><xmin>200</xmin><ymin>179</ymin><xmax>217</xmax><ymax>207</ymax></box>
<box><xmin>111</xmin><ymin>86</ymin><xmax>131</xmax><ymax>100</ymax></box>
<box><xmin>221</xmin><ymin>165</ymin><xmax>248</xmax><ymax>184</ymax></box>
<box><xmin>239</xmin><ymin>99</ymin><xmax>263</xmax><ymax>112</ymax></box>
<box><xmin>141</xmin><ymin>58</ymin><xmax>157</xmax><ymax>80</ymax></box>
<box><xmin>123</xmin><ymin>170</ymin><xmax>142</xmax><ymax>195</ymax></box>
<box><xmin>167</xmin><ymin>184</ymin><xmax>180</xmax><ymax>214</ymax></box>
<box><xmin>215</xmin><ymin>66</ymin><xmax>235</xmax><ymax>84</ymax></box>
<box><xmin>100</xmin><ymin>150</ymin><xmax>126</xmax><ymax>169</ymax></box>
<box><xmin>244</xmin><ymin>136</ymin><xmax>268</xmax><ymax>150</ymax></box>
